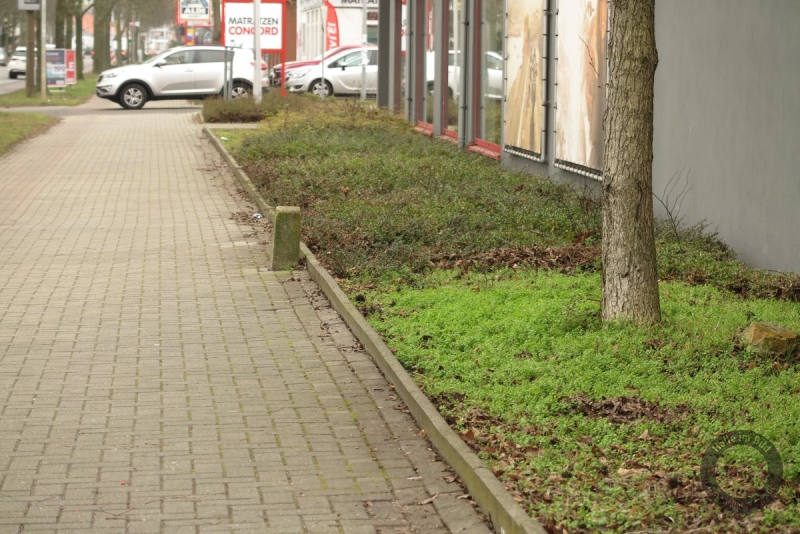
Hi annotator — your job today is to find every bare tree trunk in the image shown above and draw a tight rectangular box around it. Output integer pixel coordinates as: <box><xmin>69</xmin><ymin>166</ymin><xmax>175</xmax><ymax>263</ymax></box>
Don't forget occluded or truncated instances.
<box><xmin>601</xmin><ymin>0</ymin><xmax>661</xmax><ymax>325</ymax></box>
<box><xmin>25</xmin><ymin>12</ymin><xmax>35</xmax><ymax>96</ymax></box>
<box><xmin>94</xmin><ymin>10</ymin><xmax>111</xmax><ymax>72</ymax></box>
<box><xmin>35</xmin><ymin>12</ymin><xmax>41</xmax><ymax>92</ymax></box>
<box><xmin>211</xmin><ymin>0</ymin><xmax>221</xmax><ymax>44</ymax></box>
<box><xmin>55</xmin><ymin>0</ymin><xmax>66</xmax><ymax>47</ymax></box>
<box><xmin>76</xmin><ymin>12</ymin><xmax>84</xmax><ymax>79</ymax></box>
<box><xmin>65</xmin><ymin>11</ymin><xmax>74</xmax><ymax>51</ymax></box>
<box><xmin>114</xmin><ymin>11</ymin><xmax>123</xmax><ymax>65</ymax></box>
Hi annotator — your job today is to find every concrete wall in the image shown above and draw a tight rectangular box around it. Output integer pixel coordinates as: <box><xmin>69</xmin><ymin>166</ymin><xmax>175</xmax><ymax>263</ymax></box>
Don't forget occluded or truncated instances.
<box><xmin>652</xmin><ymin>0</ymin><xmax>800</xmax><ymax>272</ymax></box>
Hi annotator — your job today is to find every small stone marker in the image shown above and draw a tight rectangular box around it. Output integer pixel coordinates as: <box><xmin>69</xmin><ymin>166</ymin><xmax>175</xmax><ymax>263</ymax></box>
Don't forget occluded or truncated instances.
<box><xmin>270</xmin><ymin>206</ymin><xmax>301</xmax><ymax>271</ymax></box>
<box><xmin>743</xmin><ymin>321</ymin><xmax>799</xmax><ymax>355</ymax></box>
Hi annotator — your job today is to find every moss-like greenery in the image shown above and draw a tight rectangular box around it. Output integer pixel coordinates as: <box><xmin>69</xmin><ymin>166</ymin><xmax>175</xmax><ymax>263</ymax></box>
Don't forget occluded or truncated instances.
<box><xmin>216</xmin><ymin>97</ymin><xmax>800</xmax><ymax>532</ymax></box>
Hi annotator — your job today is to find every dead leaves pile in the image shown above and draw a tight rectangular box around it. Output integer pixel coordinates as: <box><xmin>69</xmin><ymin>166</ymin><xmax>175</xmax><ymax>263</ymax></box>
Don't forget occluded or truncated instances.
<box><xmin>563</xmin><ymin>394</ymin><xmax>691</xmax><ymax>424</ymax></box>
<box><xmin>428</xmin><ymin>245</ymin><xmax>600</xmax><ymax>273</ymax></box>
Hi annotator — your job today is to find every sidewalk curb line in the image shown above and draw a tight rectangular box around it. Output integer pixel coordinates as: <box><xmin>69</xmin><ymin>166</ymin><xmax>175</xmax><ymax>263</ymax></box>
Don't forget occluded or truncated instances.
<box><xmin>203</xmin><ymin>125</ymin><xmax>547</xmax><ymax>534</ymax></box>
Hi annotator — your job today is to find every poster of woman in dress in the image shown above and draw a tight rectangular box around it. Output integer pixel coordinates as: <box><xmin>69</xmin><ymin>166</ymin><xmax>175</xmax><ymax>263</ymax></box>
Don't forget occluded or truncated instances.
<box><xmin>504</xmin><ymin>0</ymin><xmax>546</xmax><ymax>158</ymax></box>
<box><xmin>555</xmin><ymin>0</ymin><xmax>607</xmax><ymax>174</ymax></box>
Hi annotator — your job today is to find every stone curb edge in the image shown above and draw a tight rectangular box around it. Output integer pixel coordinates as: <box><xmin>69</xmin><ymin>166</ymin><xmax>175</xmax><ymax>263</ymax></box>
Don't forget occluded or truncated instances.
<box><xmin>202</xmin><ymin>124</ymin><xmax>548</xmax><ymax>534</ymax></box>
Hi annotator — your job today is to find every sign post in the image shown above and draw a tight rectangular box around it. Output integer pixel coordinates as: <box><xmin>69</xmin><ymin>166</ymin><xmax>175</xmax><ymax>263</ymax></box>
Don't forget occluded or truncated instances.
<box><xmin>40</xmin><ymin>0</ymin><xmax>46</xmax><ymax>99</ymax></box>
<box><xmin>361</xmin><ymin>0</ymin><xmax>367</xmax><ymax>101</ymax></box>
<box><xmin>252</xmin><ymin>0</ymin><xmax>261</xmax><ymax>101</ymax></box>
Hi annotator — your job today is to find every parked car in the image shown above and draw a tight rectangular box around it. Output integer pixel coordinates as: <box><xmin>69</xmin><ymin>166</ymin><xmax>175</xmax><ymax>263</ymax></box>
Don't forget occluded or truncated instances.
<box><xmin>284</xmin><ymin>45</ymin><xmax>378</xmax><ymax>97</ymax></box>
<box><xmin>95</xmin><ymin>45</ymin><xmax>268</xmax><ymax>110</ymax></box>
<box><xmin>269</xmin><ymin>44</ymin><xmax>363</xmax><ymax>87</ymax></box>
<box><xmin>0</xmin><ymin>48</ymin><xmax>8</xmax><ymax>67</ymax></box>
<box><xmin>8</xmin><ymin>47</ymin><xmax>28</xmax><ymax>79</ymax></box>
<box><xmin>426</xmin><ymin>50</ymin><xmax>504</xmax><ymax>100</ymax></box>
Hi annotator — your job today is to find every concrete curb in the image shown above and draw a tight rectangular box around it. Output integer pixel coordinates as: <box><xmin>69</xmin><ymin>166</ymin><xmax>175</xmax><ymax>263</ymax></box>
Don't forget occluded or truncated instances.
<box><xmin>203</xmin><ymin>125</ymin><xmax>548</xmax><ymax>534</ymax></box>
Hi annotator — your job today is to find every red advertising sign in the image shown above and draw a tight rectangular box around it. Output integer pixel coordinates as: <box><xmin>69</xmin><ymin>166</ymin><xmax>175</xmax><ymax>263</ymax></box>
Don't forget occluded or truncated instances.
<box><xmin>65</xmin><ymin>49</ymin><xmax>76</xmax><ymax>85</ymax></box>
<box><xmin>221</xmin><ymin>0</ymin><xmax>285</xmax><ymax>52</ymax></box>
<box><xmin>323</xmin><ymin>0</ymin><xmax>340</xmax><ymax>50</ymax></box>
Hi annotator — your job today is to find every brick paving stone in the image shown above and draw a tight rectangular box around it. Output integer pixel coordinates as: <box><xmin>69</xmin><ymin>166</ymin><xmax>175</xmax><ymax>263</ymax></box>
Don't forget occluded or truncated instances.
<box><xmin>0</xmin><ymin>99</ymin><xmax>492</xmax><ymax>533</ymax></box>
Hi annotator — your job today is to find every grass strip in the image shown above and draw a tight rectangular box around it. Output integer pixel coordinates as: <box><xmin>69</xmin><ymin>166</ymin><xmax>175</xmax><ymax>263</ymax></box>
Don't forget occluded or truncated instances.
<box><xmin>215</xmin><ymin>96</ymin><xmax>800</xmax><ymax>533</ymax></box>
<box><xmin>0</xmin><ymin>112</ymin><xmax>60</xmax><ymax>156</ymax></box>
<box><xmin>0</xmin><ymin>78</ymin><xmax>96</xmax><ymax>108</ymax></box>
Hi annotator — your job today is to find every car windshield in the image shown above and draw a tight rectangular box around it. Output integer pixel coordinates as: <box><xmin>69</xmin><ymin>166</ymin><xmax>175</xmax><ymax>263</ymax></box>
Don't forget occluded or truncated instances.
<box><xmin>141</xmin><ymin>48</ymin><xmax>181</xmax><ymax>65</ymax></box>
<box><xmin>142</xmin><ymin>48</ymin><xmax>174</xmax><ymax>65</ymax></box>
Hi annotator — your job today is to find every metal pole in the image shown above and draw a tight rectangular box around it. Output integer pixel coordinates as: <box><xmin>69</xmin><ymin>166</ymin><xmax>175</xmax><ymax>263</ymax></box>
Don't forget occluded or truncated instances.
<box><xmin>253</xmin><ymin>0</ymin><xmax>262</xmax><ymax>101</ymax></box>
<box><xmin>320</xmin><ymin>7</ymin><xmax>325</xmax><ymax>99</ymax></box>
<box><xmin>40</xmin><ymin>0</ymin><xmax>46</xmax><ymax>99</ymax></box>
<box><xmin>360</xmin><ymin>0</ymin><xmax>366</xmax><ymax>101</ymax></box>
<box><xmin>223</xmin><ymin>45</ymin><xmax>230</xmax><ymax>100</ymax></box>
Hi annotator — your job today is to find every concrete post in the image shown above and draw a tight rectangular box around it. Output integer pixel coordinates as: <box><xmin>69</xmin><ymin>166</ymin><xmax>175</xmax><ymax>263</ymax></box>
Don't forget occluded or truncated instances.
<box><xmin>269</xmin><ymin>206</ymin><xmax>301</xmax><ymax>271</ymax></box>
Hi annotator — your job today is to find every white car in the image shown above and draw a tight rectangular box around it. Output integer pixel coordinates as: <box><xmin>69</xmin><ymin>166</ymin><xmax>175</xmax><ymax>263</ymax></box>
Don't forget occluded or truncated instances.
<box><xmin>8</xmin><ymin>44</ymin><xmax>59</xmax><ymax>79</ymax></box>
<box><xmin>8</xmin><ymin>47</ymin><xmax>30</xmax><ymax>79</ymax></box>
<box><xmin>426</xmin><ymin>50</ymin><xmax>504</xmax><ymax>100</ymax></box>
<box><xmin>95</xmin><ymin>45</ymin><xmax>268</xmax><ymax>110</ymax></box>
<box><xmin>284</xmin><ymin>45</ymin><xmax>378</xmax><ymax>98</ymax></box>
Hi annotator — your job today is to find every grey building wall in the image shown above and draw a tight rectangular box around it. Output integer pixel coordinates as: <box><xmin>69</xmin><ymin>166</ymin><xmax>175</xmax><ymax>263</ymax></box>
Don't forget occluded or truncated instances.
<box><xmin>503</xmin><ymin>0</ymin><xmax>800</xmax><ymax>273</ymax></box>
<box><xmin>652</xmin><ymin>0</ymin><xmax>800</xmax><ymax>272</ymax></box>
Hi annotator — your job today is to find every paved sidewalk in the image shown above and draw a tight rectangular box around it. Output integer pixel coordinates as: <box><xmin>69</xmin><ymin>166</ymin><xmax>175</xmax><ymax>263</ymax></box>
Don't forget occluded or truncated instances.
<box><xmin>0</xmin><ymin>98</ymin><xmax>491</xmax><ymax>533</ymax></box>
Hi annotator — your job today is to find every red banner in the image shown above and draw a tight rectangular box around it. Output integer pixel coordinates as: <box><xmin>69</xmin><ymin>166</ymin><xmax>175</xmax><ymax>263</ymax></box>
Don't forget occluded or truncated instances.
<box><xmin>65</xmin><ymin>49</ymin><xmax>76</xmax><ymax>85</ymax></box>
<box><xmin>323</xmin><ymin>0</ymin><xmax>339</xmax><ymax>50</ymax></box>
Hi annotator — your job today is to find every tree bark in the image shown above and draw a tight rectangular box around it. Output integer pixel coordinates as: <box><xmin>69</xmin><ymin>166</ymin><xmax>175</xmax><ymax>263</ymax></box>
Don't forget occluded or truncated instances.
<box><xmin>94</xmin><ymin>10</ymin><xmax>111</xmax><ymax>72</ymax></box>
<box><xmin>75</xmin><ymin>11</ymin><xmax>84</xmax><ymax>79</ymax></box>
<box><xmin>601</xmin><ymin>0</ymin><xmax>661</xmax><ymax>324</ymax></box>
<box><xmin>25</xmin><ymin>12</ymin><xmax>35</xmax><ymax>96</ymax></box>
<box><xmin>211</xmin><ymin>0</ymin><xmax>221</xmax><ymax>44</ymax></box>
<box><xmin>55</xmin><ymin>0</ymin><xmax>66</xmax><ymax>48</ymax></box>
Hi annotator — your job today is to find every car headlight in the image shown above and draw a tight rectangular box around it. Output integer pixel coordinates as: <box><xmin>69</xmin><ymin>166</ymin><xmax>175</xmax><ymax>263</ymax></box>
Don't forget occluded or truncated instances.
<box><xmin>103</xmin><ymin>72</ymin><xmax>119</xmax><ymax>79</ymax></box>
<box><xmin>286</xmin><ymin>69</ymin><xmax>310</xmax><ymax>79</ymax></box>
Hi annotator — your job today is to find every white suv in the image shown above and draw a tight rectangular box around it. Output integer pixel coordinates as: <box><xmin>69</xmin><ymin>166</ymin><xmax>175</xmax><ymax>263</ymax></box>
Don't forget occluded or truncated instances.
<box><xmin>95</xmin><ymin>45</ymin><xmax>268</xmax><ymax>110</ymax></box>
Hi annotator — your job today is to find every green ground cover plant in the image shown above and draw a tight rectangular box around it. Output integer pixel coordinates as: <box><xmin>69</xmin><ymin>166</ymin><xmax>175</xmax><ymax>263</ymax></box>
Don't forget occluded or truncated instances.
<box><xmin>217</xmin><ymin>98</ymin><xmax>800</xmax><ymax>533</ymax></box>
<box><xmin>202</xmin><ymin>90</ymin><xmax>319</xmax><ymax>123</ymax></box>
<box><xmin>0</xmin><ymin>112</ymin><xmax>59</xmax><ymax>156</ymax></box>
<box><xmin>0</xmin><ymin>78</ymin><xmax>96</xmax><ymax>107</ymax></box>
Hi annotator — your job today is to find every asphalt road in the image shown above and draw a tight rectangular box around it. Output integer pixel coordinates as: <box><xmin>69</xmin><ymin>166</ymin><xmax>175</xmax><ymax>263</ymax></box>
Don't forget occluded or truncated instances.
<box><xmin>0</xmin><ymin>64</ymin><xmax>24</xmax><ymax>95</ymax></box>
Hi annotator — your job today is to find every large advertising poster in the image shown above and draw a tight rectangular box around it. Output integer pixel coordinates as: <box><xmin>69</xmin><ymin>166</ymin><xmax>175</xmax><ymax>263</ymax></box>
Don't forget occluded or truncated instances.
<box><xmin>555</xmin><ymin>0</ymin><xmax>607</xmax><ymax>176</ymax></box>
<box><xmin>46</xmin><ymin>49</ymin><xmax>67</xmax><ymax>88</ymax></box>
<box><xmin>222</xmin><ymin>1</ymin><xmax>283</xmax><ymax>51</ymax></box>
<box><xmin>504</xmin><ymin>0</ymin><xmax>546</xmax><ymax>159</ymax></box>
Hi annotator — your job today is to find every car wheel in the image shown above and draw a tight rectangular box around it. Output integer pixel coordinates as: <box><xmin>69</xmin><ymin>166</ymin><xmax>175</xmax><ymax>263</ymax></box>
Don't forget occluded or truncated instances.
<box><xmin>309</xmin><ymin>79</ymin><xmax>333</xmax><ymax>98</ymax></box>
<box><xmin>9</xmin><ymin>72</ymin><xmax>17</xmax><ymax>79</ymax></box>
<box><xmin>119</xmin><ymin>83</ymin><xmax>147</xmax><ymax>110</ymax></box>
<box><xmin>231</xmin><ymin>82</ymin><xmax>251</xmax><ymax>98</ymax></box>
